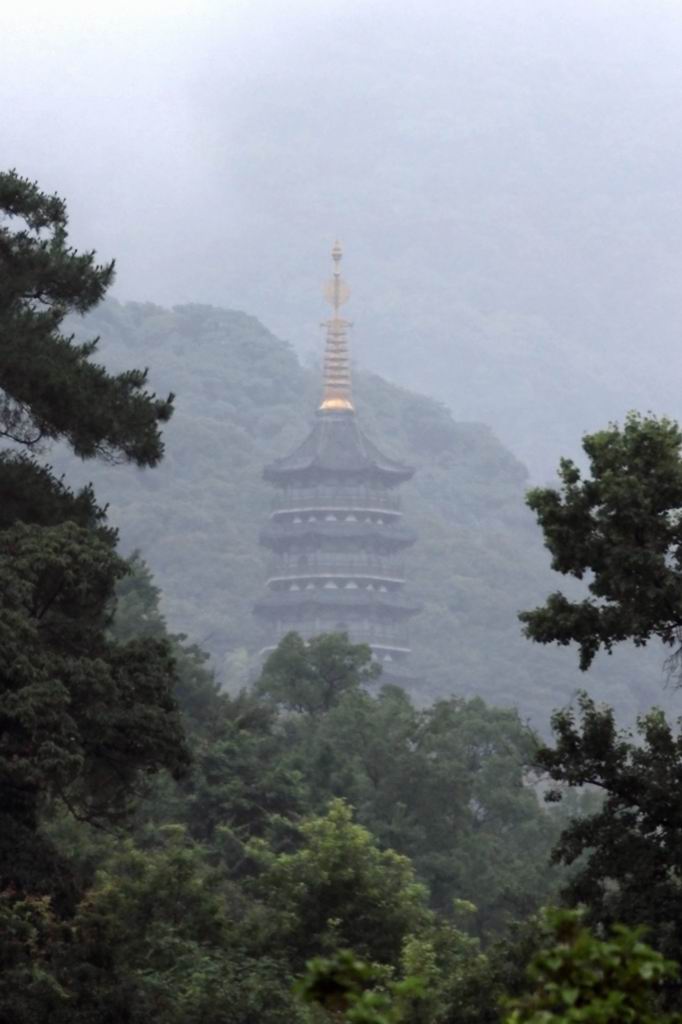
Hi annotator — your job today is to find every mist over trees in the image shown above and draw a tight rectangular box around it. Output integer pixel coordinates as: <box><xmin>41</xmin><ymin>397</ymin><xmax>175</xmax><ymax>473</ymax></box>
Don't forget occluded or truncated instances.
<box><xmin>4</xmin><ymin>165</ymin><xmax>682</xmax><ymax>1021</ymax></box>
<box><xmin>46</xmin><ymin>298</ymin><xmax>679</xmax><ymax>728</ymax></box>
<box><xmin>0</xmin><ymin>169</ymin><xmax>559</xmax><ymax>1018</ymax></box>
<box><xmin>6</xmin><ymin>2</ymin><xmax>682</xmax><ymax>1019</ymax></box>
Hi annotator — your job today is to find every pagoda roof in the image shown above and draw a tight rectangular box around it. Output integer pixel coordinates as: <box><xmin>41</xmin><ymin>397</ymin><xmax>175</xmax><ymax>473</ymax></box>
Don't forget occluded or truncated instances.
<box><xmin>263</xmin><ymin>409</ymin><xmax>414</xmax><ymax>485</ymax></box>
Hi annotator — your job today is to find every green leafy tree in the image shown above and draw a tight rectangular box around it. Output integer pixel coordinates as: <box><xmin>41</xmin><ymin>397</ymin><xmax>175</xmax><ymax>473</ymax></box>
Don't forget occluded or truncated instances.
<box><xmin>0</xmin><ymin>828</ymin><xmax>301</xmax><ymax>1024</ymax></box>
<box><xmin>265</xmin><ymin>802</ymin><xmax>501</xmax><ymax>1024</ymax></box>
<box><xmin>0</xmin><ymin>892</ymin><xmax>70</xmax><ymax>1024</ymax></box>
<box><xmin>66</xmin><ymin>828</ymin><xmax>299</xmax><ymax>1024</ymax></box>
<box><xmin>504</xmin><ymin>909</ymin><xmax>681</xmax><ymax>1024</ymax></box>
<box><xmin>109</xmin><ymin>553</ymin><xmax>224</xmax><ymax>732</ymax></box>
<box><xmin>520</xmin><ymin>413</ymin><xmax>682</xmax><ymax>670</ymax></box>
<box><xmin>295</xmin><ymin>934</ymin><xmax>504</xmax><ymax>1024</ymax></box>
<box><xmin>274</xmin><ymin>676</ymin><xmax>560</xmax><ymax>936</ymax></box>
<box><xmin>180</xmin><ymin>688</ymin><xmax>306</xmax><ymax>858</ymax></box>
<box><xmin>296</xmin><ymin>949</ymin><xmax>424</xmax><ymax>1024</ymax></box>
<box><xmin>0</xmin><ymin>520</ymin><xmax>189</xmax><ymax>901</ymax></box>
<box><xmin>532</xmin><ymin>693</ymin><xmax>682</xmax><ymax>966</ymax></box>
<box><xmin>251</xmin><ymin>799</ymin><xmax>431</xmax><ymax>970</ymax></box>
<box><xmin>517</xmin><ymin>412</ymin><xmax>682</xmax><ymax>1004</ymax></box>
<box><xmin>110</xmin><ymin>566</ymin><xmax>306</xmax><ymax>853</ymax></box>
<box><xmin>257</xmin><ymin>631</ymin><xmax>380</xmax><ymax>716</ymax></box>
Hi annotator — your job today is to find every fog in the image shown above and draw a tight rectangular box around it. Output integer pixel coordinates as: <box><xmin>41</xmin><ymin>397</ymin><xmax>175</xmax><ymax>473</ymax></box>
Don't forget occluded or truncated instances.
<box><xmin>5</xmin><ymin>0</ymin><xmax>682</xmax><ymax>477</ymax></box>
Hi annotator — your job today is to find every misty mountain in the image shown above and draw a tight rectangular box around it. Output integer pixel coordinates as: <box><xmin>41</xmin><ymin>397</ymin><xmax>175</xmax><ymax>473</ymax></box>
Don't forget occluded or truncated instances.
<box><xmin>52</xmin><ymin>299</ymin><xmax>680</xmax><ymax>728</ymax></box>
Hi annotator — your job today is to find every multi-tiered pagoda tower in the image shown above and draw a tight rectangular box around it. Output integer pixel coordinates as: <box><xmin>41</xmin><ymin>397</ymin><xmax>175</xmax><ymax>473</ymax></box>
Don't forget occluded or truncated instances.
<box><xmin>254</xmin><ymin>243</ymin><xmax>418</xmax><ymax>677</ymax></box>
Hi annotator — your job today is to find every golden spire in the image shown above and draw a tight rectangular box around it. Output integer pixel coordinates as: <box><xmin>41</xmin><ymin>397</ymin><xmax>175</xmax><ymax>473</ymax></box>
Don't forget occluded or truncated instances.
<box><xmin>319</xmin><ymin>241</ymin><xmax>354</xmax><ymax>412</ymax></box>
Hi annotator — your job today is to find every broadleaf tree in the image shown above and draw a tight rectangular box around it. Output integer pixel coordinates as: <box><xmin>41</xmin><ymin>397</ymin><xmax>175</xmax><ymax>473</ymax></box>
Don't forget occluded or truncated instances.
<box><xmin>504</xmin><ymin>909</ymin><xmax>681</xmax><ymax>1024</ymax></box>
<box><xmin>534</xmin><ymin>693</ymin><xmax>682</xmax><ymax>967</ymax></box>
<box><xmin>519</xmin><ymin>413</ymin><xmax>682</xmax><ymax>670</ymax></box>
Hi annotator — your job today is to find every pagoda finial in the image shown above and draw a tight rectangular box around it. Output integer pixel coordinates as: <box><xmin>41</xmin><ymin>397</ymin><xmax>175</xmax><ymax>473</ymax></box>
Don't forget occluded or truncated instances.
<box><xmin>319</xmin><ymin>241</ymin><xmax>354</xmax><ymax>412</ymax></box>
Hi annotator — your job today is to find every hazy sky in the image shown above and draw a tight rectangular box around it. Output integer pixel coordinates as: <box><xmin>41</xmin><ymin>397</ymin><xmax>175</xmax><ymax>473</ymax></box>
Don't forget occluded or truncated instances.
<box><xmin>5</xmin><ymin>1</ymin><xmax>682</xmax><ymax>477</ymax></box>
<box><xmin>4</xmin><ymin>0</ymin><xmax>379</xmax><ymax>305</ymax></box>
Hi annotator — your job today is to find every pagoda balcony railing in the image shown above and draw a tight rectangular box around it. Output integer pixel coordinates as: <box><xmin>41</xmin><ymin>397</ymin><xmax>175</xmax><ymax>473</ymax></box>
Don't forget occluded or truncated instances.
<box><xmin>267</xmin><ymin>555</ymin><xmax>405</xmax><ymax>580</ymax></box>
<box><xmin>270</xmin><ymin>622</ymin><xmax>410</xmax><ymax>648</ymax></box>
<box><xmin>272</xmin><ymin>487</ymin><xmax>401</xmax><ymax>514</ymax></box>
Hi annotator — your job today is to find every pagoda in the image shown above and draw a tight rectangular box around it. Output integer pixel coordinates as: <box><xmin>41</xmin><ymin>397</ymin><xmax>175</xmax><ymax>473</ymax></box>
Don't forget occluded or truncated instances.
<box><xmin>254</xmin><ymin>243</ymin><xmax>418</xmax><ymax>677</ymax></box>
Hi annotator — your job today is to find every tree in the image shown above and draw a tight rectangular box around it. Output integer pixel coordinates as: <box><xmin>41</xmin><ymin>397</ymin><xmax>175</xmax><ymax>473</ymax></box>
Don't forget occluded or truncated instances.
<box><xmin>519</xmin><ymin>413</ymin><xmax>682</xmax><ymax>670</ymax></box>
<box><xmin>518</xmin><ymin>411</ymin><xmax>682</xmax><ymax>1002</ymax></box>
<box><xmin>0</xmin><ymin>520</ymin><xmax>189</xmax><ymax>901</ymax></box>
<box><xmin>0</xmin><ymin>169</ymin><xmax>172</xmax><ymax>466</ymax></box>
<box><xmin>68</xmin><ymin>829</ymin><xmax>299</xmax><ymax>1024</ymax></box>
<box><xmin>109</xmin><ymin>553</ymin><xmax>225</xmax><ymax>731</ymax></box>
<box><xmin>276</xmin><ymin>680</ymin><xmax>561</xmax><ymax>936</ymax></box>
<box><xmin>0</xmin><ymin>172</ymin><xmax>188</xmax><ymax>898</ymax></box>
<box><xmin>0</xmin><ymin>890</ymin><xmax>72</xmax><ymax>1024</ymax></box>
<box><xmin>0</xmin><ymin>828</ymin><xmax>302</xmax><ymax>1024</ymax></box>
<box><xmin>503</xmin><ymin>909</ymin><xmax>681</xmax><ymax>1024</ymax></box>
<box><xmin>296</xmin><ymin>949</ymin><xmax>425</xmax><ymax>1024</ymax></box>
<box><xmin>250</xmin><ymin>799</ymin><xmax>431</xmax><ymax>970</ymax></box>
<box><xmin>180</xmin><ymin>688</ymin><xmax>306</xmax><ymax>856</ymax></box>
<box><xmin>257</xmin><ymin>631</ymin><xmax>380</xmax><ymax>716</ymax></box>
<box><xmin>531</xmin><ymin>693</ymin><xmax>682</xmax><ymax>967</ymax></box>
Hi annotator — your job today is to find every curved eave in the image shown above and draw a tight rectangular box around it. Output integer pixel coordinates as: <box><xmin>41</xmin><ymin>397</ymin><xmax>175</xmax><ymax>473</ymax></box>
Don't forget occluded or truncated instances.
<box><xmin>271</xmin><ymin>504</ymin><xmax>402</xmax><ymax>520</ymax></box>
<box><xmin>263</xmin><ymin>410</ymin><xmax>414</xmax><ymax>486</ymax></box>
<box><xmin>257</xmin><ymin>641</ymin><xmax>412</xmax><ymax>659</ymax></box>
<box><xmin>372</xmin><ymin>643</ymin><xmax>412</xmax><ymax>656</ymax></box>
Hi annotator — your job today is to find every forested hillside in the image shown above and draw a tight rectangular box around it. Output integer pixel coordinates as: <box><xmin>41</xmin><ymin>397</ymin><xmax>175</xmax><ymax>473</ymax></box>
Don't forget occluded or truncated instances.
<box><xmin>54</xmin><ymin>299</ymin><xmax>677</xmax><ymax>726</ymax></box>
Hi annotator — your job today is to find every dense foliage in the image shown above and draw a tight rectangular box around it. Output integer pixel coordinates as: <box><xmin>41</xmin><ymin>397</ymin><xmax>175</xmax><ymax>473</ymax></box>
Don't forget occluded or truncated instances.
<box><xmin>0</xmin><ymin>173</ymin><xmax>189</xmax><ymax>911</ymax></box>
<box><xmin>0</xmin><ymin>557</ymin><xmax>566</xmax><ymax>1024</ymax></box>
<box><xmin>532</xmin><ymin>694</ymin><xmax>682</xmax><ymax>968</ymax></box>
<box><xmin>0</xmin><ymin>422</ymin><xmax>568</xmax><ymax>1023</ymax></box>
<box><xmin>521</xmin><ymin>414</ymin><xmax>682</xmax><ymax>671</ymax></box>
<box><xmin>0</xmin><ymin>522</ymin><xmax>188</xmax><ymax>902</ymax></box>
<box><xmin>0</xmin><ymin>173</ymin><xmax>190</xmax><ymax>1020</ymax></box>
<box><xmin>503</xmin><ymin>910</ymin><xmax>681</xmax><ymax>1024</ymax></box>
<box><xmin>124</xmin><ymin>565</ymin><xmax>564</xmax><ymax>941</ymax></box>
<box><xmin>0</xmin><ymin>170</ymin><xmax>172</xmax><ymax>463</ymax></box>
<box><xmin>518</xmin><ymin>415</ymin><xmax>682</xmax><ymax>1013</ymax></box>
<box><xmin>257</xmin><ymin>631</ymin><xmax>559</xmax><ymax>934</ymax></box>
<box><xmin>297</xmin><ymin>913</ymin><xmax>681</xmax><ymax>1024</ymax></box>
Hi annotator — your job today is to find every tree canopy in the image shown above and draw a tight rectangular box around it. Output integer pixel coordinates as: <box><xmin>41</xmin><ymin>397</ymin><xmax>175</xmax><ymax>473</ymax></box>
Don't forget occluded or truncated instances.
<box><xmin>0</xmin><ymin>172</ymin><xmax>188</xmax><ymax>903</ymax></box>
<box><xmin>533</xmin><ymin>693</ymin><xmax>682</xmax><ymax>966</ymax></box>
<box><xmin>504</xmin><ymin>910</ymin><xmax>681</xmax><ymax>1024</ymax></box>
<box><xmin>520</xmin><ymin>413</ymin><xmax>682</xmax><ymax>670</ymax></box>
<box><xmin>0</xmin><ymin>169</ymin><xmax>172</xmax><ymax>465</ymax></box>
<box><xmin>257</xmin><ymin>631</ymin><xmax>380</xmax><ymax>716</ymax></box>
